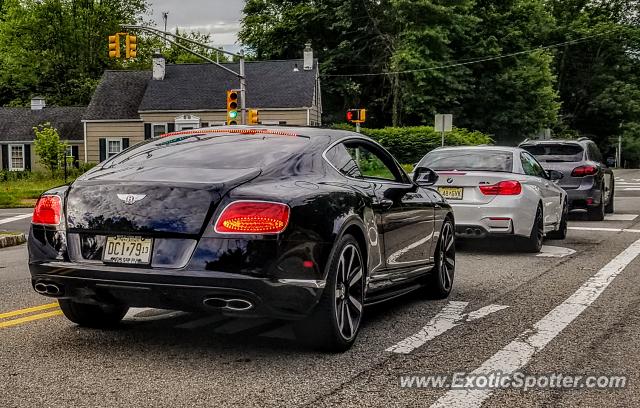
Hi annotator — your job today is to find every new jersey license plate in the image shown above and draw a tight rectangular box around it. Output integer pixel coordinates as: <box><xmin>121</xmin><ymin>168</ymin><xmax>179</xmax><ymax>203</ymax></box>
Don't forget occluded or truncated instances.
<box><xmin>103</xmin><ymin>236</ymin><xmax>153</xmax><ymax>264</ymax></box>
<box><xmin>438</xmin><ymin>187</ymin><xmax>464</xmax><ymax>200</ymax></box>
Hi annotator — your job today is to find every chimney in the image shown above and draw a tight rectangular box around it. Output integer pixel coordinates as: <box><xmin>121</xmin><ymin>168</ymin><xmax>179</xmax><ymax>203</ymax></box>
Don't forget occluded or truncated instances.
<box><xmin>303</xmin><ymin>42</ymin><xmax>313</xmax><ymax>71</ymax></box>
<box><xmin>31</xmin><ymin>96</ymin><xmax>45</xmax><ymax>110</ymax></box>
<box><xmin>152</xmin><ymin>53</ymin><xmax>166</xmax><ymax>81</ymax></box>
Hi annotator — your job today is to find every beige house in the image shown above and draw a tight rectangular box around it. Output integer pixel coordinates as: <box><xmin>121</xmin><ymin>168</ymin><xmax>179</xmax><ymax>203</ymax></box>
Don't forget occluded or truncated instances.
<box><xmin>82</xmin><ymin>54</ymin><xmax>322</xmax><ymax>163</ymax></box>
<box><xmin>0</xmin><ymin>98</ymin><xmax>85</xmax><ymax>172</ymax></box>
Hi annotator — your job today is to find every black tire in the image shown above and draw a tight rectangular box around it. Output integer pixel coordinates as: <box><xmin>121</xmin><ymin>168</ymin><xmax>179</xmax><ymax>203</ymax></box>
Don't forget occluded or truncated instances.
<box><xmin>587</xmin><ymin>191</ymin><xmax>605</xmax><ymax>221</ymax></box>
<box><xmin>293</xmin><ymin>234</ymin><xmax>365</xmax><ymax>352</ymax></box>
<box><xmin>424</xmin><ymin>218</ymin><xmax>455</xmax><ymax>299</ymax></box>
<box><xmin>547</xmin><ymin>200</ymin><xmax>568</xmax><ymax>240</ymax></box>
<box><xmin>520</xmin><ymin>205</ymin><xmax>544</xmax><ymax>253</ymax></box>
<box><xmin>605</xmin><ymin>179</ymin><xmax>615</xmax><ymax>214</ymax></box>
<box><xmin>58</xmin><ymin>299</ymin><xmax>128</xmax><ymax>328</ymax></box>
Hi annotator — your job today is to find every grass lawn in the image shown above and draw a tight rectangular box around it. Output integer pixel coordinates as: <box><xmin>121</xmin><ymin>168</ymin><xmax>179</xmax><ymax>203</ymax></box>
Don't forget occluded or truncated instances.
<box><xmin>0</xmin><ymin>177</ymin><xmax>70</xmax><ymax>208</ymax></box>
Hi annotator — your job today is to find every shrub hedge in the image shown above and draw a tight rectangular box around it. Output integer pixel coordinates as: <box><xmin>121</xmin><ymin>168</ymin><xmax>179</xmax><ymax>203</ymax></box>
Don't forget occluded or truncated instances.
<box><xmin>332</xmin><ymin>124</ymin><xmax>493</xmax><ymax>164</ymax></box>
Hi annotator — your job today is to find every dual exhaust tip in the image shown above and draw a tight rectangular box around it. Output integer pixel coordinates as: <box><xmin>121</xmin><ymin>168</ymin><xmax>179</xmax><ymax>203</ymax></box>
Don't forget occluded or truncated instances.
<box><xmin>464</xmin><ymin>227</ymin><xmax>484</xmax><ymax>236</ymax></box>
<box><xmin>203</xmin><ymin>296</ymin><xmax>253</xmax><ymax>311</ymax></box>
<box><xmin>34</xmin><ymin>282</ymin><xmax>63</xmax><ymax>296</ymax></box>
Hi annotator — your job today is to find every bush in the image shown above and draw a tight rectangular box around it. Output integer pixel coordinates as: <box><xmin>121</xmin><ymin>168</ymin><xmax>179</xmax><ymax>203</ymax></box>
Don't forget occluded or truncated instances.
<box><xmin>332</xmin><ymin>124</ymin><xmax>493</xmax><ymax>164</ymax></box>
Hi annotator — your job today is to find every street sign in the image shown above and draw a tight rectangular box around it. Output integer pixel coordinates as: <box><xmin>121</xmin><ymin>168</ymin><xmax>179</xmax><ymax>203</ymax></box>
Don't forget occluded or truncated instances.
<box><xmin>435</xmin><ymin>114</ymin><xmax>453</xmax><ymax>133</ymax></box>
<box><xmin>435</xmin><ymin>114</ymin><xmax>453</xmax><ymax>147</ymax></box>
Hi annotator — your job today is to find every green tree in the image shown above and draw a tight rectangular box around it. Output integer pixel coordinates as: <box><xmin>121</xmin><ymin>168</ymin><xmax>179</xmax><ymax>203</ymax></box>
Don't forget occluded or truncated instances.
<box><xmin>33</xmin><ymin>122</ymin><xmax>68</xmax><ymax>175</ymax></box>
<box><xmin>550</xmin><ymin>0</ymin><xmax>640</xmax><ymax>158</ymax></box>
<box><xmin>240</xmin><ymin>0</ymin><xmax>561</xmax><ymax>142</ymax></box>
<box><xmin>0</xmin><ymin>0</ymin><xmax>149</xmax><ymax>106</ymax></box>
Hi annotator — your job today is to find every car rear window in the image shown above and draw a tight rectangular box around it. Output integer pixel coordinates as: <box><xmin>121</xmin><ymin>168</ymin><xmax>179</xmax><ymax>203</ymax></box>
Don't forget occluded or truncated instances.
<box><xmin>520</xmin><ymin>144</ymin><xmax>584</xmax><ymax>162</ymax></box>
<box><xmin>419</xmin><ymin>150</ymin><xmax>514</xmax><ymax>172</ymax></box>
<box><xmin>105</xmin><ymin>133</ymin><xmax>309</xmax><ymax>170</ymax></box>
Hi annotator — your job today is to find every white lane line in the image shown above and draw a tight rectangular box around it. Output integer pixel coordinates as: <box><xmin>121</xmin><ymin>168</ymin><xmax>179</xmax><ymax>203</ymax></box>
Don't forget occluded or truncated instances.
<box><xmin>569</xmin><ymin>226</ymin><xmax>640</xmax><ymax>233</ymax></box>
<box><xmin>622</xmin><ymin>188</ymin><xmax>640</xmax><ymax>191</ymax></box>
<box><xmin>386</xmin><ymin>301</ymin><xmax>508</xmax><ymax>354</ymax></box>
<box><xmin>466</xmin><ymin>304</ymin><xmax>509</xmax><ymax>322</ymax></box>
<box><xmin>0</xmin><ymin>213</ymin><xmax>32</xmax><ymax>225</ymax></box>
<box><xmin>536</xmin><ymin>245</ymin><xmax>576</xmax><ymax>258</ymax></box>
<box><xmin>430</xmin><ymin>237</ymin><xmax>640</xmax><ymax>408</ymax></box>
<box><xmin>605</xmin><ymin>214</ymin><xmax>638</xmax><ymax>221</ymax></box>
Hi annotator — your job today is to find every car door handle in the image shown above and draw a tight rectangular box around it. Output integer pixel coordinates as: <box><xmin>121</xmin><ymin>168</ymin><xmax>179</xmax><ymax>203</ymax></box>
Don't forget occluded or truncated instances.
<box><xmin>374</xmin><ymin>199</ymin><xmax>394</xmax><ymax>210</ymax></box>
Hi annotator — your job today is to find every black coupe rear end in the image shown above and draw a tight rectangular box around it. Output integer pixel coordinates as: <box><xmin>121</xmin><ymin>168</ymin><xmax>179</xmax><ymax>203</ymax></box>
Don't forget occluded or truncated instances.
<box><xmin>28</xmin><ymin>127</ymin><xmax>455</xmax><ymax>351</ymax></box>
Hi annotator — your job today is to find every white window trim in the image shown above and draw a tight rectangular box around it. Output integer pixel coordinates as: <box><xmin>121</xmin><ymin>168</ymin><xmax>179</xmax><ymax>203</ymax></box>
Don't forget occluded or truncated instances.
<box><xmin>174</xmin><ymin>114</ymin><xmax>201</xmax><ymax>131</ymax></box>
<box><xmin>151</xmin><ymin>123</ymin><xmax>168</xmax><ymax>137</ymax></box>
<box><xmin>8</xmin><ymin>144</ymin><xmax>25</xmax><ymax>171</ymax></box>
<box><xmin>106</xmin><ymin>138</ymin><xmax>123</xmax><ymax>159</ymax></box>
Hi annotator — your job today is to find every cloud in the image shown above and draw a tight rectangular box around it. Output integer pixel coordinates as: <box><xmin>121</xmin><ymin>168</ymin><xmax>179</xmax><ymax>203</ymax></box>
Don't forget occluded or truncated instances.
<box><xmin>148</xmin><ymin>0</ymin><xmax>242</xmax><ymax>46</ymax></box>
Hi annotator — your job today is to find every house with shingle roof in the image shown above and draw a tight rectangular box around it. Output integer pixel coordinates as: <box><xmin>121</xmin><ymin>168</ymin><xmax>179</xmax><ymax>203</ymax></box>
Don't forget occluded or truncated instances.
<box><xmin>82</xmin><ymin>53</ymin><xmax>322</xmax><ymax>163</ymax></box>
<box><xmin>0</xmin><ymin>98</ymin><xmax>85</xmax><ymax>171</ymax></box>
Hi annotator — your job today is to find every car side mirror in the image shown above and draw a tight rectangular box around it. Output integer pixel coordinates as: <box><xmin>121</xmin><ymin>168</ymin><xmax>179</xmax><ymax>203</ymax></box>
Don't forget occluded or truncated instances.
<box><xmin>413</xmin><ymin>166</ymin><xmax>439</xmax><ymax>186</ymax></box>
<box><xmin>548</xmin><ymin>170</ymin><xmax>563</xmax><ymax>181</ymax></box>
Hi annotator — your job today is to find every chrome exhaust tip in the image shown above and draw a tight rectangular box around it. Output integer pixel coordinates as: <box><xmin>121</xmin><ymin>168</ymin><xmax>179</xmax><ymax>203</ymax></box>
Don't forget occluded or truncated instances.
<box><xmin>34</xmin><ymin>281</ymin><xmax>63</xmax><ymax>296</ymax></box>
<box><xmin>203</xmin><ymin>297</ymin><xmax>253</xmax><ymax>311</ymax></box>
<box><xmin>34</xmin><ymin>282</ymin><xmax>48</xmax><ymax>294</ymax></box>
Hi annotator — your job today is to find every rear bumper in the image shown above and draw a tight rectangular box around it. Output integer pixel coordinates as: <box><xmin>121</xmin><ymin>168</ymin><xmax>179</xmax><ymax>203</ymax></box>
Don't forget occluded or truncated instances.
<box><xmin>449</xmin><ymin>201</ymin><xmax>534</xmax><ymax>238</ymax></box>
<box><xmin>29</xmin><ymin>261</ymin><xmax>324</xmax><ymax>320</ymax></box>
<box><xmin>565</xmin><ymin>185</ymin><xmax>602</xmax><ymax>210</ymax></box>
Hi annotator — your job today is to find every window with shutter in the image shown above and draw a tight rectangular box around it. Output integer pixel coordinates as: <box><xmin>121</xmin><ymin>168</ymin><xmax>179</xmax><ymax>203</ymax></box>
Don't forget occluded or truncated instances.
<box><xmin>9</xmin><ymin>144</ymin><xmax>25</xmax><ymax>171</ymax></box>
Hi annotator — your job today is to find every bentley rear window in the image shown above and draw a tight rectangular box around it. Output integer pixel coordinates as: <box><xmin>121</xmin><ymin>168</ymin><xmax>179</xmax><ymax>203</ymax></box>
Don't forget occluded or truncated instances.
<box><xmin>105</xmin><ymin>134</ymin><xmax>309</xmax><ymax>170</ymax></box>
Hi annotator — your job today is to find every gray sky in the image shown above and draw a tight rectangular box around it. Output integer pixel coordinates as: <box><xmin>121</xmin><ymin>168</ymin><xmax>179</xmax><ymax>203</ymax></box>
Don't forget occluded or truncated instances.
<box><xmin>147</xmin><ymin>0</ymin><xmax>243</xmax><ymax>48</ymax></box>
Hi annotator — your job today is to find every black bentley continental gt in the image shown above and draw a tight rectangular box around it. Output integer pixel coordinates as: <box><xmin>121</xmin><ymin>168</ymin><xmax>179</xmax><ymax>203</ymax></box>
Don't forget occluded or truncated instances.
<box><xmin>28</xmin><ymin>126</ymin><xmax>455</xmax><ymax>351</ymax></box>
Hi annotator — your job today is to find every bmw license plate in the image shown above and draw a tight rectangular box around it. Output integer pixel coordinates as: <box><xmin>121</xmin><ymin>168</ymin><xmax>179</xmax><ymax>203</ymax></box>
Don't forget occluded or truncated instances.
<box><xmin>103</xmin><ymin>236</ymin><xmax>153</xmax><ymax>265</ymax></box>
<box><xmin>438</xmin><ymin>187</ymin><xmax>463</xmax><ymax>200</ymax></box>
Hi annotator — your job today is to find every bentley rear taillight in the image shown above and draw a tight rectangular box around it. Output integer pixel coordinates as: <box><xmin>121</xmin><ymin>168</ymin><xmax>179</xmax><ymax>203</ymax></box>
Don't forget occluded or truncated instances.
<box><xmin>479</xmin><ymin>180</ymin><xmax>522</xmax><ymax>196</ymax></box>
<box><xmin>214</xmin><ymin>201</ymin><xmax>290</xmax><ymax>234</ymax></box>
<box><xmin>32</xmin><ymin>195</ymin><xmax>62</xmax><ymax>226</ymax></box>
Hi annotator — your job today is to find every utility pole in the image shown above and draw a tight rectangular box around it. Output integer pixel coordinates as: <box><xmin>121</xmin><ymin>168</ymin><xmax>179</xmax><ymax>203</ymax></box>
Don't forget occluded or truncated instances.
<box><xmin>239</xmin><ymin>49</ymin><xmax>246</xmax><ymax>126</ymax></box>
<box><xmin>618</xmin><ymin>121</ymin><xmax>624</xmax><ymax>169</ymax></box>
<box><xmin>162</xmin><ymin>12</ymin><xmax>169</xmax><ymax>47</ymax></box>
<box><xmin>120</xmin><ymin>24</ymin><xmax>248</xmax><ymax>125</ymax></box>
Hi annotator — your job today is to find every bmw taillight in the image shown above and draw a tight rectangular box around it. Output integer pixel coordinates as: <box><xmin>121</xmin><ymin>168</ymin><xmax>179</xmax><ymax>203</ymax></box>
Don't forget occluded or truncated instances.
<box><xmin>479</xmin><ymin>180</ymin><xmax>522</xmax><ymax>196</ymax></box>
<box><xmin>571</xmin><ymin>165</ymin><xmax>598</xmax><ymax>177</ymax></box>
<box><xmin>32</xmin><ymin>195</ymin><xmax>62</xmax><ymax>226</ymax></box>
<box><xmin>214</xmin><ymin>201</ymin><xmax>290</xmax><ymax>234</ymax></box>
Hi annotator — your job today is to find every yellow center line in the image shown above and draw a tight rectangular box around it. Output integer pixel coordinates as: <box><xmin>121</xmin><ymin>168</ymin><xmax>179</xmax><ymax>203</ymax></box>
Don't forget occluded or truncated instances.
<box><xmin>0</xmin><ymin>302</ymin><xmax>59</xmax><ymax>320</ymax></box>
<box><xmin>0</xmin><ymin>310</ymin><xmax>63</xmax><ymax>329</ymax></box>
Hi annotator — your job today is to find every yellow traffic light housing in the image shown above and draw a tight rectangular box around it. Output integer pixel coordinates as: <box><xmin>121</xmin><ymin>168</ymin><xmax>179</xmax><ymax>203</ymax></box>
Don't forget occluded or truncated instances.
<box><xmin>347</xmin><ymin>109</ymin><xmax>366</xmax><ymax>123</ymax></box>
<box><xmin>108</xmin><ymin>35</ymin><xmax>120</xmax><ymax>58</ymax></box>
<box><xmin>248</xmin><ymin>109</ymin><xmax>259</xmax><ymax>125</ymax></box>
<box><xmin>226</xmin><ymin>90</ymin><xmax>239</xmax><ymax>125</ymax></box>
<box><xmin>125</xmin><ymin>35</ymin><xmax>137</xmax><ymax>59</ymax></box>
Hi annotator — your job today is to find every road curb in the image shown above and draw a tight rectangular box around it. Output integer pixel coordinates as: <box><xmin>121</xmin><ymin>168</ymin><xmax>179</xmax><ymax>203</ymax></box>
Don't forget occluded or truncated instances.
<box><xmin>0</xmin><ymin>233</ymin><xmax>27</xmax><ymax>248</ymax></box>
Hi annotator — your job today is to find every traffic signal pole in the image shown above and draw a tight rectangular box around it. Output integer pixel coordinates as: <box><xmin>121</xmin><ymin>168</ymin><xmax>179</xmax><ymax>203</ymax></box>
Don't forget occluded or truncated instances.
<box><xmin>120</xmin><ymin>24</ymin><xmax>248</xmax><ymax>124</ymax></box>
<box><xmin>239</xmin><ymin>49</ymin><xmax>246</xmax><ymax>126</ymax></box>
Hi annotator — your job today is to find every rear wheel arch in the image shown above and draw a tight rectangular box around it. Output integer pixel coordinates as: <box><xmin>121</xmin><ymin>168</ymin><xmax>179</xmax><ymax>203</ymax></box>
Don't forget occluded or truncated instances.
<box><xmin>343</xmin><ymin>224</ymin><xmax>368</xmax><ymax>271</ymax></box>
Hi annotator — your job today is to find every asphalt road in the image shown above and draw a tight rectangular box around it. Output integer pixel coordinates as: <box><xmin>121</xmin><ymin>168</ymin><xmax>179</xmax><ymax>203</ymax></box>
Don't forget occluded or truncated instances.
<box><xmin>2</xmin><ymin>170</ymin><xmax>640</xmax><ymax>407</ymax></box>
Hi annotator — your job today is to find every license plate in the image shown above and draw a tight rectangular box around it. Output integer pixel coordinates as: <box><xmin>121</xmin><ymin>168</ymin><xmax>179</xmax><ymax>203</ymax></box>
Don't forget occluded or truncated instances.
<box><xmin>103</xmin><ymin>236</ymin><xmax>153</xmax><ymax>264</ymax></box>
<box><xmin>438</xmin><ymin>187</ymin><xmax>464</xmax><ymax>200</ymax></box>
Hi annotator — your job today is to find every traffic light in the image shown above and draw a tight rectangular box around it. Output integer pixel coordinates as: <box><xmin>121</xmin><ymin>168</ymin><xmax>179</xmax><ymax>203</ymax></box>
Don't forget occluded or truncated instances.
<box><xmin>248</xmin><ymin>109</ymin><xmax>259</xmax><ymax>125</ymax></box>
<box><xmin>346</xmin><ymin>109</ymin><xmax>366</xmax><ymax>123</ymax></box>
<box><xmin>108</xmin><ymin>35</ymin><xmax>120</xmax><ymax>58</ymax></box>
<box><xmin>226</xmin><ymin>90</ymin><xmax>239</xmax><ymax>125</ymax></box>
<box><xmin>125</xmin><ymin>35</ymin><xmax>137</xmax><ymax>59</ymax></box>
